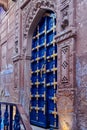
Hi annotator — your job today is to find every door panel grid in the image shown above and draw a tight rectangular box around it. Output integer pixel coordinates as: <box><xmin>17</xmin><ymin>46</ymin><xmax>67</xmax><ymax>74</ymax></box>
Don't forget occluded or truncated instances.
<box><xmin>30</xmin><ymin>12</ymin><xmax>58</xmax><ymax>128</ymax></box>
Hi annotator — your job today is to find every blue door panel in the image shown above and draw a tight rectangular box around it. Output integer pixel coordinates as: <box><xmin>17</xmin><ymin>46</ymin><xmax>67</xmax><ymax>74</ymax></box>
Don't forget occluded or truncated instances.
<box><xmin>30</xmin><ymin>11</ymin><xmax>58</xmax><ymax>128</ymax></box>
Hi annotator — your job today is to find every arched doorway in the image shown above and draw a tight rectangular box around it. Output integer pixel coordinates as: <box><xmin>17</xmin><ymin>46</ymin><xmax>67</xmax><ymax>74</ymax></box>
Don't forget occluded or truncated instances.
<box><xmin>30</xmin><ymin>11</ymin><xmax>58</xmax><ymax>129</ymax></box>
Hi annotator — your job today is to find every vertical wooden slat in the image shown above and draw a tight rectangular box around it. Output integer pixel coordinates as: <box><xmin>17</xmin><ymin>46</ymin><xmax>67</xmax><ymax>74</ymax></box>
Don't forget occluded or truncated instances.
<box><xmin>4</xmin><ymin>105</ymin><xmax>9</xmax><ymax>130</ymax></box>
<box><xmin>10</xmin><ymin>105</ymin><xmax>13</xmax><ymax>130</ymax></box>
<box><xmin>0</xmin><ymin>103</ymin><xmax>30</xmax><ymax>130</ymax></box>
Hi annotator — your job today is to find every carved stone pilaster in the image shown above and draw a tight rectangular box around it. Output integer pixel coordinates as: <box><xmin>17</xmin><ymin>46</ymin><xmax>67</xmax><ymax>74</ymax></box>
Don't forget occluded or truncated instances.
<box><xmin>56</xmin><ymin>32</ymin><xmax>76</xmax><ymax>130</ymax></box>
<box><xmin>55</xmin><ymin>0</ymin><xmax>77</xmax><ymax>130</ymax></box>
<box><xmin>14</xmin><ymin>9</ymin><xmax>22</xmax><ymax>56</ymax></box>
<box><xmin>13</xmin><ymin>6</ymin><xmax>23</xmax><ymax>103</ymax></box>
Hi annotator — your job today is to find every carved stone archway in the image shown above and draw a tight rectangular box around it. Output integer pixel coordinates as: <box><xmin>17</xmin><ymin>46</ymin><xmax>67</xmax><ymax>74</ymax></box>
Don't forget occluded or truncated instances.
<box><xmin>20</xmin><ymin>0</ymin><xmax>58</xmax><ymax>120</ymax></box>
<box><xmin>22</xmin><ymin>0</ymin><xmax>57</xmax><ymax>56</ymax></box>
<box><xmin>14</xmin><ymin>0</ymin><xmax>57</xmax><ymax>57</ymax></box>
<box><xmin>22</xmin><ymin>0</ymin><xmax>56</xmax><ymax>39</ymax></box>
<box><xmin>0</xmin><ymin>0</ymin><xmax>8</xmax><ymax>11</ymax></box>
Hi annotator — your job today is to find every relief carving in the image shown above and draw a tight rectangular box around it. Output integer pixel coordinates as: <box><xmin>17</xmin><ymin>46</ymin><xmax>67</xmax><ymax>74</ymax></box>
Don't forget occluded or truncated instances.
<box><xmin>60</xmin><ymin>0</ymin><xmax>69</xmax><ymax>5</ymax></box>
<box><xmin>59</xmin><ymin>0</ymin><xmax>76</xmax><ymax>33</ymax></box>
<box><xmin>61</xmin><ymin>8</ymin><xmax>69</xmax><ymax>30</ymax></box>
<box><xmin>14</xmin><ymin>10</ymin><xmax>20</xmax><ymax>54</ymax></box>
<box><xmin>61</xmin><ymin>45</ymin><xmax>69</xmax><ymax>83</ymax></box>
<box><xmin>22</xmin><ymin>0</ymin><xmax>55</xmax><ymax>39</ymax></box>
<box><xmin>57</xmin><ymin>38</ymin><xmax>75</xmax><ymax>88</ymax></box>
<box><xmin>60</xmin><ymin>0</ymin><xmax>69</xmax><ymax>30</ymax></box>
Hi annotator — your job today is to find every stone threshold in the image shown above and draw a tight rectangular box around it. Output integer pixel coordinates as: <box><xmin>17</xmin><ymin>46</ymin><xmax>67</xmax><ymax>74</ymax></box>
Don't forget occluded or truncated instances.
<box><xmin>31</xmin><ymin>125</ymin><xmax>58</xmax><ymax>130</ymax></box>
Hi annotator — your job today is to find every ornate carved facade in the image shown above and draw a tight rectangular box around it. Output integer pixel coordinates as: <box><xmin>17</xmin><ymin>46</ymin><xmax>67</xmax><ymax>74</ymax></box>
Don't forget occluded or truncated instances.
<box><xmin>0</xmin><ymin>0</ymin><xmax>87</xmax><ymax>130</ymax></box>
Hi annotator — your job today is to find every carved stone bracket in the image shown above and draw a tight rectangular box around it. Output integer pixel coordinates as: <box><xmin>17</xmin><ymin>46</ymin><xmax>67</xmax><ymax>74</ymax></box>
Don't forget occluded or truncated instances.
<box><xmin>12</xmin><ymin>55</ymin><xmax>31</xmax><ymax>62</ymax></box>
<box><xmin>55</xmin><ymin>27</ymin><xmax>76</xmax><ymax>43</ymax></box>
<box><xmin>12</xmin><ymin>55</ymin><xmax>23</xmax><ymax>62</ymax></box>
<box><xmin>55</xmin><ymin>6</ymin><xmax>77</xmax><ymax>125</ymax></box>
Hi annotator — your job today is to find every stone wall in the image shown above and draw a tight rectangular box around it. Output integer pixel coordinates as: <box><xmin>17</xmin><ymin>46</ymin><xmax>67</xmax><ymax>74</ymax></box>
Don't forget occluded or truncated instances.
<box><xmin>0</xmin><ymin>0</ymin><xmax>87</xmax><ymax>130</ymax></box>
<box><xmin>0</xmin><ymin>1</ymin><xmax>18</xmax><ymax>103</ymax></box>
<box><xmin>76</xmin><ymin>0</ymin><xmax>87</xmax><ymax>129</ymax></box>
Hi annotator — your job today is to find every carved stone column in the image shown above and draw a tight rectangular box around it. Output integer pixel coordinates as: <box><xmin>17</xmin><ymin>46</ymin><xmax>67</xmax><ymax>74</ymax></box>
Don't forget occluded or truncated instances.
<box><xmin>55</xmin><ymin>0</ymin><xmax>77</xmax><ymax>130</ymax></box>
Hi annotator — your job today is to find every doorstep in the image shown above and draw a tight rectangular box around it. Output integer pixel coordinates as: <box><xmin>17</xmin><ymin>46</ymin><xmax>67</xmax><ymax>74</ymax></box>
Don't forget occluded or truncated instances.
<box><xmin>31</xmin><ymin>125</ymin><xmax>58</xmax><ymax>130</ymax></box>
<box><xmin>31</xmin><ymin>125</ymin><xmax>49</xmax><ymax>130</ymax></box>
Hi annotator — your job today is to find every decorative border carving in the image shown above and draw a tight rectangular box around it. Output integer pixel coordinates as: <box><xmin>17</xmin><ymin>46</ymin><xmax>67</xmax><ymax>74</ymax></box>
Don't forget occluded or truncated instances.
<box><xmin>60</xmin><ymin>0</ymin><xmax>70</xmax><ymax>10</ymax></box>
<box><xmin>12</xmin><ymin>55</ymin><xmax>23</xmax><ymax>62</ymax></box>
<box><xmin>61</xmin><ymin>45</ymin><xmax>69</xmax><ymax>83</ymax></box>
<box><xmin>57</xmin><ymin>38</ymin><xmax>75</xmax><ymax>88</ymax></box>
<box><xmin>61</xmin><ymin>6</ymin><xmax>69</xmax><ymax>30</ymax></box>
<box><xmin>22</xmin><ymin>0</ymin><xmax>55</xmax><ymax>38</ymax></box>
<box><xmin>60</xmin><ymin>0</ymin><xmax>70</xmax><ymax>31</ymax></box>
<box><xmin>14</xmin><ymin>10</ymin><xmax>20</xmax><ymax>54</ymax></box>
